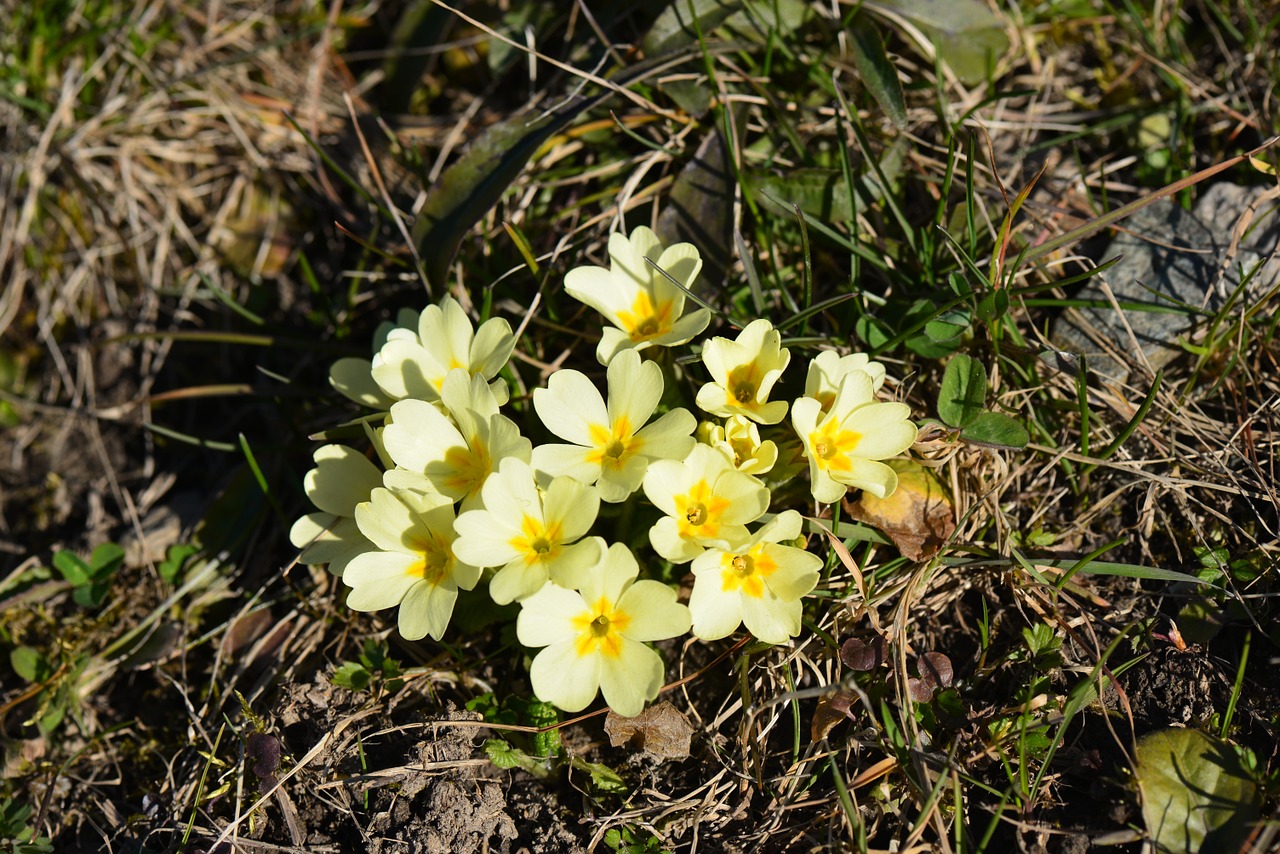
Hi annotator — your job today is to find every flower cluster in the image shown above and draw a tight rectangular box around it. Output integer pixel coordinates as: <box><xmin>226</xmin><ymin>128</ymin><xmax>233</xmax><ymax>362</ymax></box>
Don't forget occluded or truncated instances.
<box><xmin>291</xmin><ymin>225</ymin><xmax>917</xmax><ymax>718</ymax></box>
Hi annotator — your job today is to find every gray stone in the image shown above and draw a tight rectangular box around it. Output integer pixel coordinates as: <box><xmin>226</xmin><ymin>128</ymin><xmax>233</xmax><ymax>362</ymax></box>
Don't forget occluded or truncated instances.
<box><xmin>1049</xmin><ymin>182</ymin><xmax>1280</xmax><ymax>381</ymax></box>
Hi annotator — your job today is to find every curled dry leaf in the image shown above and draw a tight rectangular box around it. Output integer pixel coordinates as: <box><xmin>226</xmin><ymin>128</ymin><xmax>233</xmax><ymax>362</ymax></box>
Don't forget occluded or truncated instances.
<box><xmin>918</xmin><ymin>651</ymin><xmax>954</xmax><ymax>689</ymax></box>
<box><xmin>604</xmin><ymin>701</ymin><xmax>694</xmax><ymax>761</ymax></box>
<box><xmin>845</xmin><ymin>459</ymin><xmax>955</xmax><ymax>561</ymax></box>
<box><xmin>246</xmin><ymin>732</ymin><xmax>282</xmax><ymax>788</ymax></box>
<box><xmin>906</xmin><ymin>677</ymin><xmax>934</xmax><ymax>703</ymax></box>
<box><xmin>840</xmin><ymin>636</ymin><xmax>888</xmax><ymax>672</ymax></box>
<box><xmin>811</xmin><ymin>691</ymin><xmax>858</xmax><ymax>741</ymax></box>
<box><xmin>907</xmin><ymin>651</ymin><xmax>954</xmax><ymax>702</ymax></box>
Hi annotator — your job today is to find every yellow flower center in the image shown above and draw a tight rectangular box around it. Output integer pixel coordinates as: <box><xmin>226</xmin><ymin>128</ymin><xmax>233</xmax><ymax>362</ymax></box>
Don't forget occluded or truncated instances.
<box><xmin>586</xmin><ymin>415</ymin><xmax>637</xmax><ymax>469</ymax></box>
<box><xmin>441</xmin><ymin>437</ymin><xmax>492</xmax><ymax>498</ymax></box>
<box><xmin>617</xmin><ymin>291</ymin><xmax>674</xmax><ymax>342</ymax></box>
<box><xmin>720</xmin><ymin>546</ymin><xmax>777</xmax><ymax>599</ymax></box>
<box><xmin>674</xmin><ymin>479</ymin><xmax>730</xmax><ymax>539</ymax></box>
<box><xmin>809</xmin><ymin>420</ymin><xmax>860</xmax><ymax>472</ymax></box>
<box><xmin>725</xmin><ymin>365</ymin><xmax>761</xmax><ymax>408</ymax></box>
<box><xmin>511</xmin><ymin>514</ymin><xmax>562</xmax><ymax>566</ymax></box>
<box><xmin>572</xmin><ymin>596</ymin><xmax>631</xmax><ymax>659</ymax></box>
<box><xmin>407</xmin><ymin>534</ymin><xmax>453</xmax><ymax>586</ymax></box>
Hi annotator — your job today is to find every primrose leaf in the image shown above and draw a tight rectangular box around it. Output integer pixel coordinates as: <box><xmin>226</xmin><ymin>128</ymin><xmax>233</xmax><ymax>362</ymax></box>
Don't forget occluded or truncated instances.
<box><xmin>865</xmin><ymin>0</ymin><xmax>1008</xmax><ymax>85</ymax></box>
<box><xmin>937</xmin><ymin>353</ymin><xmax>986</xmax><ymax>427</ymax></box>
<box><xmin>642</xmin><ymin>0</ymin><xmax>743</xmax><ymax>58</ymax></box>
<box><xmin>1135</xmin><ymin>729</ymin><xmax>1259</xmax><ymax>854</ymax></box>
<box><xmin>959</xmin><ymin>412</ymin><xmax>1030</xmax><ymax>449</ymax></box>
<box><xmin>849</xmin><ymin>15</ymin><xmax>906</xmax><ymax>128</ymax></box>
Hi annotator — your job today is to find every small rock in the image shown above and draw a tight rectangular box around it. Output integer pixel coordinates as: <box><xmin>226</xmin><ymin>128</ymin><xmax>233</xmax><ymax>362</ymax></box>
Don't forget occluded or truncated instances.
<box><xmin>1050</xmin><ymin>182</ymin><xmax>1280</xmax><ymax>380</ymax></box>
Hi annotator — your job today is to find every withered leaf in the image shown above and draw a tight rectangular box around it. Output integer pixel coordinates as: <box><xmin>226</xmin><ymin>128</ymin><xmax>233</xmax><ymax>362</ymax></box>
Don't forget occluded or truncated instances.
<box><xmin>811</xmin><ymin>691</ymin><xmax>858</xmax><ymax>741</ymax></box>
<box><xmin>907</xmin><ymin>677</ymin><xmax>935</xmax><ymax>703</ymax></box>
<box><xmin>845</xmin><ymin>460</ymin><xmax>956</xmax><ymax>561</ymax></box>
<box><xmin>246</xmin><ymin>732</ymin><xmax>281</xmax><ymax>788</ymax></box>
<box><xmin>908</xmin><ymin>651</ymin><xmax>955</xmax><ymax>702</ymax></box>
<box><xmin>604</xmin><ymin>701</ymin><xmax>694</xmax><ymax>760</ymax></box>
<box><xmin>840</xmin><ymin>636</ymin><xmax>888</xmax><ymax>672</ymax></box>
<box><xmin>917</xmin><ymin>651</ymin><xmax>954</xmax><ymax>690</ymax></box>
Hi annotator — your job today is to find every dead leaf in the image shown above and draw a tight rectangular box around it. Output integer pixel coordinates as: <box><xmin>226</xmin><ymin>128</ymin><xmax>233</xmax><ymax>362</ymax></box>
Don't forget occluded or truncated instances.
<box><xmin>604</xmin><ymin>701</ymin><xmax>694</xmax><ymax>760</ymax></box>
<box><xmin>840</xmin><ymin>636</ymin><xmax>888</xmax><ymax>672</ymax></box>
<box><xmin>845</xmin><ymin>459</ymin><xmax>955</xmax><ymax>561</ymax></box>
<box><xmin>811</xmin><ymin>691</ymin><xmax>858</xmax><ymax>741</ymax></box>
<box><xmin>908</xmin><ymin>651</ymin><xmax>954</xmax><ymax>702</ymax></box>
<box><xmin>917</xmin><ymin>651</ymin><xmax>954</xmax><ymax>690</ymax></box>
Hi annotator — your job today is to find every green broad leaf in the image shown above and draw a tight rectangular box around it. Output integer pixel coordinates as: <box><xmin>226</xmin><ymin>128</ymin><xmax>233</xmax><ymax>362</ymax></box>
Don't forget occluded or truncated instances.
<box><xmin>901</xmin><ymin>300</ymin><xmax>969</xmax><ymax>359</ymax></box>
<box><xmin>412</xmin><ymin>102</ymin><xmax>608</xmax><ymax>290</ymax></box>
<box><xmin>959</xmin><ymin>412</ymin><xmax>1029</xmax><ymax>449</ymax></box>
<box><xmin>855</xmin><ymin>315</ymin><xmax>893</xmax><ymax>350</ymax></box>
<box><xmin>88</xmin><ymin>542</ymin><xmax>125</xmax><ymax>577</ymax></box>
<box><xmin>1135</xmin><ymin>729</ymin><xmax>1259</xmax><ymax>854</ymax></box>
<box><xmin>411</xmin><ymin>52</ymin><xmax>699</xmax><ymax>288</ymax></box>
<box><xmin>642</xmin><ymin>0</ymin><xmax>744</xmax><ymax>58</ymax></box>
<box><xmin>937</xmin><ymin>353</ymin><xmax>986</xmax><ymax>427</ymax></box>
<box><xmin>923</xmin><ymin>307</ymin><xmax>971</xmax><ymax>345</ymax></box>
<box><xmin>975</xmin><ymin>289</ymin><xmax>1009</xmax><ymax>323</ymax></box>
<box><xmin>158</xmin><ymin>543</ymin><xmax>199</xmax><ymax>585</ymax></box>
<box><xmin>849</xmin><ymin>15</ymin><xmax>906</xmax><ymax>128</ymax></box>
<box><xmin>483</xmin><ymin>738</ymin><xmax>547</xmax><ymax>777</ymax></box>
<box><xmin>52</xmin><ymin>551</ymin><xmax>92</xmax><ymax>586</ymax></box>
<box><xmin>10</xmin><ymin>646</ymin><xmax>47</xmax><ymax>683</ymax></box>
<box><xmin>752</xmin><ymin>145</ymin><xmax>904</xmax><ymax>224</ymax></box>
<box><xmin>570</xmin><ymin>757</ymin><xmax>629</xmax><ymax>795</ymax></box>
<box><xmin>657</xmin><ymin>129</ymin><xmax>734</xmax><ymax>287</ymax></box>
<box><xmin>72</xmin><ymin>581</ymin><xmax>112</xmax><ymax>609</ymax></box>
<box><xmin>525</xmin><ymin>701</ymin><xmax>562</xmax><ymax>758</ymax></box>
<box><xmin>330</xmin><ymin>662</ymin><xmax>372</xmax><ymax>692</ymax></box>
<box><xmin>865</xmin><ymin>0</ymin><xmax>1008</xmax><ymax>85</ymax></box>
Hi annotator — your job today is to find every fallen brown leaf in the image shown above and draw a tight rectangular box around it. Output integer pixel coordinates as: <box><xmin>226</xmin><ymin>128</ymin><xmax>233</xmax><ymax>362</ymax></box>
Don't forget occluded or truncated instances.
<box><xmin>604</xmin><ymin>701</ymin><xmax>694</xmax><ymax>760</ymax></box>
<box><xmin>846</xmin><ymin>459</ymin><xmax>956</xmax><ymax>561</ymax></box>
<box><xmin>811</xmin><ymin>691</ymin><xmax>858</xmax><ymax>741</ymax></box>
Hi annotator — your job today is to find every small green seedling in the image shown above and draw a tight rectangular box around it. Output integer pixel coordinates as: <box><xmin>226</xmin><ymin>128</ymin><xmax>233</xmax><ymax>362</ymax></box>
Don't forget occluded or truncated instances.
<box><xmin>0</xmin><ymin>797</ymin><xmax>54</xmax><ymax>854</ymax></box>
<box><xmin>52</xmin><ymin>543</ymin><xmax>125</xmax><ymax>609</ymax></box>
<box><xmin>936</xmin><ymin>353</ymin><xmax>1029</xmax><ymax>449</ymax></box>
<box><xmin>331</xmin><ymin>639</ymin><xmax>404</xmax><ymax>695</ymax></box>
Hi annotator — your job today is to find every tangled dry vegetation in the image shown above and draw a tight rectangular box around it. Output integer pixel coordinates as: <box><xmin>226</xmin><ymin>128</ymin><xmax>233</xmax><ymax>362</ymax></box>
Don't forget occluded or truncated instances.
<box><xmin>2</xmin><ymin>1</ymin><xmax>1279</xmax><ymax>852</ymax></box>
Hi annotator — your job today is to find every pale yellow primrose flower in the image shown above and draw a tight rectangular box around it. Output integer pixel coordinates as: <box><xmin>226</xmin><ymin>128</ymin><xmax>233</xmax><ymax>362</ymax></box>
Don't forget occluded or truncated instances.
<box><xmin>564</xmin><ymin>225</ymin><xmax>711</xmax><ymax>365</ymax></box>
<box><xmin>453</xmin><ymin>458</ymin><xmax>605</xmax><ymax>605</ymax></box>
<box><xmin>643</xmin><ymin>444</ymin><xmax>770</xmax><ymax>564</ymax></box>
<box><xmin>688</xmin><ymin>510</ymin><xmax>821</xmax><ymax>644</ymax></box>
<box><xmin>382</xmin><ymin>369</ymin><xmax>531</xmax><ymax>508</ymax></box>
<box><xmin>697</xmin><ymin>415</ymin><xmax>777</xmax><ymax>475</ymax></box>
<box><xmin>531</xmin><ymin>349</ymin><xmax>697</xmax><ymax>503</ymax></box>
<box><xmin>328</xmin><ymin>308</ymin><xmax>419</xmax><ymax>409</ymax></box>
<box><xmin>370</xmin><ymin>296</ymin><xmax>514</xmax><ymax>406</ymax></box>
<box><xmin>695</xmin><ymin>319</ymin><xmax>791</xmax><ymax>424</ymax></box>
<box><xmin>342</xmin><ymin>487</ymin><xmax>480</xmax><ymax>641</ymax></box>
<box><xmin>790</xmin><ymin>372</ymin><xmax>917</xmax><ymax>504</ymax></box>
<box><xmin>804</xmin><ymin>350</ymin><xmax>887</xmax><ymax>414</ymax></box>
<box><xmin>289</xmin><ymin>444</ymin><xmax>383</xmax><ymax>577</ymax></box>
<box><xmin>516</xmin><ymin>543</ymin><xmax>691</xmax><ymax>717</ymax></box>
